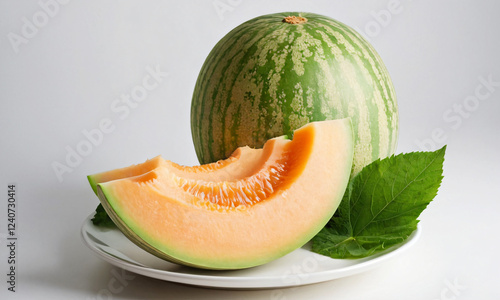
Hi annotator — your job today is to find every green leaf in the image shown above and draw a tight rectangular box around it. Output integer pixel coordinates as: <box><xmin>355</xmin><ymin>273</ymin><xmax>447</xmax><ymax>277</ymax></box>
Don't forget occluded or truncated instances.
<box><xmin>91</xmin><ymin>203</ymin><xmax>115</xmax><ymax>227</ymax></box>
<box><xmin>312</xmin><ymin>146</ymin><xmax>446</xmax><ymax>259</ymax></box>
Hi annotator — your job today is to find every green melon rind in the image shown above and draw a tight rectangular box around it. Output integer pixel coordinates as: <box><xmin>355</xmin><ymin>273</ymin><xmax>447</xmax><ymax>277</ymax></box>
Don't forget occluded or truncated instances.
<box><xmin>88</xmin><ymin>175</ymin><xmax>99</xmax><ymax>195</ymax></box>
<box><xmin>96</xmin><ymin>120</ymin><xmax>354</xmax><ymax>270</ymax></box>
<box><xmin>96</xmin><ymin>185</ymin><xmax>203</xmax><ymax>268</ymax></box>
<box><xmin>191</xmin><ymin>12</ymin><xmax>398</xmax><ymax>176</ymax></box>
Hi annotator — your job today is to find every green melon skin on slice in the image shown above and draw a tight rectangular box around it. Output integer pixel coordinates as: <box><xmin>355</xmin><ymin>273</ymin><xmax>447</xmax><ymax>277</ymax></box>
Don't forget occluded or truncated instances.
<box><xmin>96</xmin><ymin>119</ymin><xmax>354</xmax><ymax>270</ymax></box>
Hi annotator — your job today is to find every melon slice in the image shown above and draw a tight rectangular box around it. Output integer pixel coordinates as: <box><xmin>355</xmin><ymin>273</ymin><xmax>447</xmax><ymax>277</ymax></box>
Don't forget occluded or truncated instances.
<box><xmin>96</xmin><ymin>119</ymin><xmax>354</xmax><ymax>270</ymax></box>
<box><xmin>88</xmin><ymin>144</ymin><xmax>270</xmax><ymax>194</ymax></box>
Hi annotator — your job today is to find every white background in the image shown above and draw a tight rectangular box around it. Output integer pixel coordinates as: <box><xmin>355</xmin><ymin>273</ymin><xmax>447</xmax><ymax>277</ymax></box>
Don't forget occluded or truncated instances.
<box><xmin>1</xmin><ymin>0</ymin><xmax>500</xmax><ymax>299</ymax></box>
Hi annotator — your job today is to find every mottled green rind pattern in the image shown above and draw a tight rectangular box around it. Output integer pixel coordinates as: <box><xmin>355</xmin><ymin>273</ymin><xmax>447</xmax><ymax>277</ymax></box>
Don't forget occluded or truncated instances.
<box><xmin>191</xmin><ymin>12</ymin><xmax>398</xmax><ymax>175</ymax></box>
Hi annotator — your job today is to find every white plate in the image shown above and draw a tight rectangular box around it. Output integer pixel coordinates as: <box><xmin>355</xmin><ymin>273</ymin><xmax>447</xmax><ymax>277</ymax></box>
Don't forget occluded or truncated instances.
<box><xmin>81</xmin><ymin>214</ymin><xmax>421</xmax><ymax>289</ymax></box>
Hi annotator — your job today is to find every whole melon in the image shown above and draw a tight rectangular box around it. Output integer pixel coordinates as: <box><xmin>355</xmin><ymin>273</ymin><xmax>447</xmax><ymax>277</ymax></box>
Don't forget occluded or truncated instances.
<box><xmin>191</xmin><ymin>12</ymin><xmax>398</xmax><ymax>175</ymax></box>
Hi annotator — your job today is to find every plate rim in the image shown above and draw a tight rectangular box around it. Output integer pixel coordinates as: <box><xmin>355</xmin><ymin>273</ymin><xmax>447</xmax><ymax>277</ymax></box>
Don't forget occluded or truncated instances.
<box><xmin>81</xmin><ymin>214</ymin><xmax>421</xmax><ymax>289</ymax></box>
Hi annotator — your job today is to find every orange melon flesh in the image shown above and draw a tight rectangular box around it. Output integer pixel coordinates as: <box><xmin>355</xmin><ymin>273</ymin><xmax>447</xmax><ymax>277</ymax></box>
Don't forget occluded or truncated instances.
<box><xmin>88</xmin><ymin>144</ymin><xmax>270</xmax><ymax>194</ymax></box>
<box><xmin>97</xmin><ymin>119</ymin><xmax>354</xmax><ymax>270</ymax></box>
<box><xmin>88</xmin><ymin>156</ymin><xmax>163</xmax><ymax>194</ymax></box>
